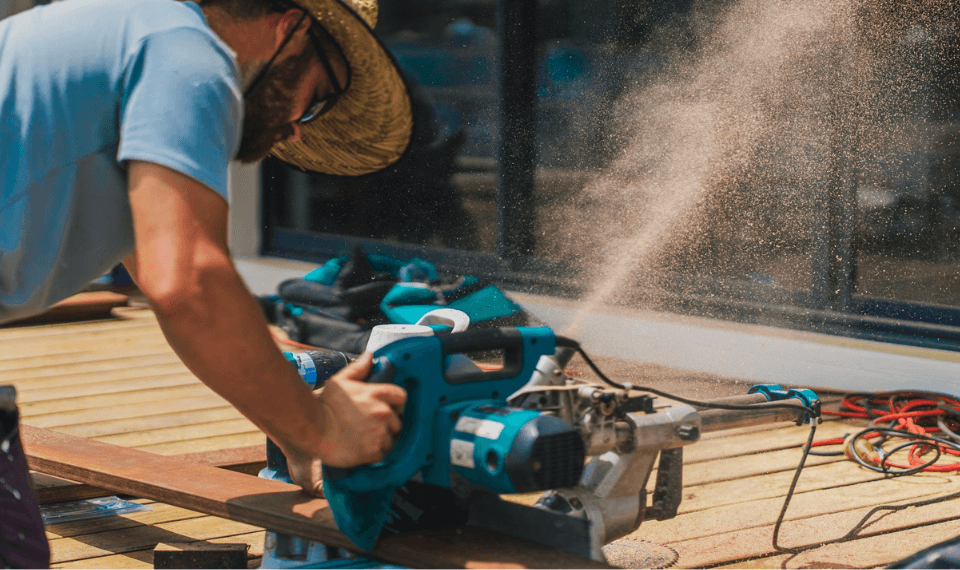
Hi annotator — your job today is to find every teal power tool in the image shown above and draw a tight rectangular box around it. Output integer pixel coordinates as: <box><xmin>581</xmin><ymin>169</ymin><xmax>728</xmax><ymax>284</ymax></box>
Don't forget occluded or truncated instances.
<box><xmin>321</xmin><ymin>326</ymin><xmax>586</xmax><ymax>551</ymax></box>
<box><xmin>265</xmin><ymin>327</ymin><xmax>821</xmax><ymax>565</ymax></box>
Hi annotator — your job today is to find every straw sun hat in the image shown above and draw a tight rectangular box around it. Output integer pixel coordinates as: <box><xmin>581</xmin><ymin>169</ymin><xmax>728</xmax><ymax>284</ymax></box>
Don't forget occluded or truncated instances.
<box><xmin>269</xmin><ymin>0</ymin><xmax>413</xmax><ymax>176</ymax></box>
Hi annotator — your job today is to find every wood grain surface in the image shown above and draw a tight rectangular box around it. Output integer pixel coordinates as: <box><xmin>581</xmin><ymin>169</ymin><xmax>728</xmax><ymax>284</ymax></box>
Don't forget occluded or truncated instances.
<box><xmin>5</xmin><ymin>305</ymin><xmax>960</xmax><ymax>568</ymax></box>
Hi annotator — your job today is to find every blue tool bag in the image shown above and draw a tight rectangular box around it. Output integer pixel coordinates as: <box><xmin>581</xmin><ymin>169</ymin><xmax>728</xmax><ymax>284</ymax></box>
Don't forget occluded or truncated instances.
<box><xmin>259</xmin><ymin>246</ymin><xmax>528</xmax><ymax>353</ymax></box>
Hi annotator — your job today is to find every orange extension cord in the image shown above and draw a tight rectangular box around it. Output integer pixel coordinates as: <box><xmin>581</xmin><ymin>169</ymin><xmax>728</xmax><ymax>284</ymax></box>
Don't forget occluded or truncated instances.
<box><xmin>814</xmin><ymin>392</ymin><xmax>960</xmax><ymax>474</ymax></box>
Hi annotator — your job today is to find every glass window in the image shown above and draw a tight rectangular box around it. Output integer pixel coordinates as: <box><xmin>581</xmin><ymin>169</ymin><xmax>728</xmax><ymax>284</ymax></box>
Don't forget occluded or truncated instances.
<box><xmin>529</xmin><ymin>0</ymin><xmax>960</xmax><ymax>335</ymax></box>
<box><xmin>851</xmin><ymin>6</ymin><xmax>960</xmax><ymax>309</ymax></box>
<box><xmin>262</xmin><ymin>0</ymin><xmax>960</xmax><ymax>348</ymax></box>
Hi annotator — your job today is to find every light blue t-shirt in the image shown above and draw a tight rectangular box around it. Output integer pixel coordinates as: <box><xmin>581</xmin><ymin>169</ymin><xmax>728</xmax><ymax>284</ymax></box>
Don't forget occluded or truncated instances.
<box><xmin>0</xmin><ymin>0</ymin><xmax>243</xmax><ymax>323</ymax></box>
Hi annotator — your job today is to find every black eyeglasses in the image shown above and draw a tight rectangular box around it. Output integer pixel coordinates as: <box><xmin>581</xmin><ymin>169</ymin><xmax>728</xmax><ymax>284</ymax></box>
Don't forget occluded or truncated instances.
<box><xmin>243</xmin><ymin>3</ymin><xmax>351</xmax><ymax>124</ymax></box>
<box><xmin>299</xmin><ymin>27</ymin><xmax>347</xmax><ymax>124</ymax></box>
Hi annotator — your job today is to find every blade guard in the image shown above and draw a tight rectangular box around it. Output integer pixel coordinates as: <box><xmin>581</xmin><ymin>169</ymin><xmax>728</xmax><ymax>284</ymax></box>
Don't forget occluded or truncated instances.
<box><xmin>324</xmin><ymin>326</ymin><xmax>556</xmax><ymax>491</ymax></box>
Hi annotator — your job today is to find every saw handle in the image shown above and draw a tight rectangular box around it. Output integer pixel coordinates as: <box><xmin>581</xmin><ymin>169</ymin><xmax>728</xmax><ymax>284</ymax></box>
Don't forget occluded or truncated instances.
<box><xmin>439</xmin><ymin>327</ymin><xmax>526</xmax><ymax>384</ymax></box>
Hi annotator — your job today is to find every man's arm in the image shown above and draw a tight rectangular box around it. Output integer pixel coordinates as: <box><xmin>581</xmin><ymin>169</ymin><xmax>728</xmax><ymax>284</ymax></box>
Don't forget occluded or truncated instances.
<box><xmin>124</xmin><ymin>160</ymin><xmax>405</xmax><ymax>494</ymax></box>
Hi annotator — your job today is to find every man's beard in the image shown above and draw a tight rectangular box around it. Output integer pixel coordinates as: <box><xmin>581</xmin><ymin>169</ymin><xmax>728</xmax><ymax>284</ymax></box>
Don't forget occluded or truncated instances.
<box><xmin>236</xmin><ymin>46</ymin><xmax>315</xmax><ymax>164</ymax></box>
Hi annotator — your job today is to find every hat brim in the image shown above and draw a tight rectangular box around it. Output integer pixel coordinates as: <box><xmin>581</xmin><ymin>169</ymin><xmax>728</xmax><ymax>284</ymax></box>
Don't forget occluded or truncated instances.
<box><xmin>269</xmin><ymin>0</ymin><xmax>413</xmax><ymax>176</ymax></box>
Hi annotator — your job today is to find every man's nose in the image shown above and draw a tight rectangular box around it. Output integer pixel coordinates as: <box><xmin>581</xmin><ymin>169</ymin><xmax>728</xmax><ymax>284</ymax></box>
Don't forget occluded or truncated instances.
<box><xmin>287</xmin><ymin>122</ymin><xmax>303</xmax><ymax>144</ymax></box>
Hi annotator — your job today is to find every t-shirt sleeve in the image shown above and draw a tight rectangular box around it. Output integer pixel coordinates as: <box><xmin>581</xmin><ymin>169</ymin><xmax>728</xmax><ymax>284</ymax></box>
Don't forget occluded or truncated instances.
<box><xmin>117</xmin><ymin>27</ymin><xmax>242</xmax><ymax>201</ymax></box>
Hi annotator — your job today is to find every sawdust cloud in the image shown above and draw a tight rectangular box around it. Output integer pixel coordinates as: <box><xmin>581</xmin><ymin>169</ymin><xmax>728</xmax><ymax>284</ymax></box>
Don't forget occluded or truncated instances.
<box><xmin>559</xmin><ymin>0</ymin><xmax>944</xmax><ymax>335</ymax></box>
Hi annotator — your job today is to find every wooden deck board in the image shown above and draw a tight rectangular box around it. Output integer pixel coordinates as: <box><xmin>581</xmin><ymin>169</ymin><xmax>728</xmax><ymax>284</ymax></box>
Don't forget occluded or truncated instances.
<box><xmin>52</xmin><ymin>406</ymin><xmax>241</xmax><ymax>438</ymax></box>
<box><xmin>4</xmin><ymin>306</ymin><xmax>273</xmax><ymax>569</ymax></box>
<box><xmin>5</xmin><ymin>302</ymin><xmax>959</xmax><ymax>568</ymax></box>
<box><xmin>49</xmin><ymin>514</ymin><xmax>262</xmax><ymax>564</ymax></box>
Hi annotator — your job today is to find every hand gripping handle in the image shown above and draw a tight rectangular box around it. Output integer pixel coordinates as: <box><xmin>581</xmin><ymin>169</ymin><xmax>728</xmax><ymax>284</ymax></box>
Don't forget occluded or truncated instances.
<box><xmin>321</xmin><ymin>359</ymin><xmax>398</xmax><ymax>484</ymax></box>
<box><xmin>322</xmin><ymin>327</ymin><xmax>555</xmax><ymax>491</ymax></box>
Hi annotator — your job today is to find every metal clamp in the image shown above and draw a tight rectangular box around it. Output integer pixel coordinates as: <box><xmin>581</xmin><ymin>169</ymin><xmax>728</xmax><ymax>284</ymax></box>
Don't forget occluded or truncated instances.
<box><xmin>748</xmin><ymin>384</ymin><xmax>820</xmax><ymax>424</ymax></box>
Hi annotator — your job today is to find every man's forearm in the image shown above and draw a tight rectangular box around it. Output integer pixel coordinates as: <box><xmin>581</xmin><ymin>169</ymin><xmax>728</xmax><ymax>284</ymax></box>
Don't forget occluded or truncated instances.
<box><xmin>124</xmin><ymin>162</ymin><xmax>404</xmax><ymax>481</ymax></box>
<box><xmin>138</xmin><ymin>255</ymin><xmax>326</xmax><ymax>460</ymax></box>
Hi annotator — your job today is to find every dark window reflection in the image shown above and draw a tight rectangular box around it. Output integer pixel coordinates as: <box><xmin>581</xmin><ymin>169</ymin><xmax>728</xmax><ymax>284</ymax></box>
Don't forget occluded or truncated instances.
<box><xmin>851</xmin><ymin>2</ymin><xmax>960</xmax><ymax>307</ymax></box>
<box><xmin>264</xmin><ymin>0</ymin><xmax>960</xmax><ymax>332</ymax></box>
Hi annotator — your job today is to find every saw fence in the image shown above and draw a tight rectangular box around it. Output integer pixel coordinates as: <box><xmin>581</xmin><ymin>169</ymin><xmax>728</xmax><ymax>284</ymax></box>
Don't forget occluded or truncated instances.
<box><xmin>5</xmin><ymin>300</ymin><xmax>960</xmax><ymax>568</ymax></box>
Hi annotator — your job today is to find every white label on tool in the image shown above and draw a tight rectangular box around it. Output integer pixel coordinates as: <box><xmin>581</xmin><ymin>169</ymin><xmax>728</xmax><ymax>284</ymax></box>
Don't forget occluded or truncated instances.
<box><xmin>291</xmin><ymin>353</ymin><xmax>317</xmax><ymax>386</ymax></box>
<box><xmin>454</xmin><ymin>417</ymin><xmax>505</xmax><ymax>440</ymax></box>
<box><xmin>450</xmin><ymin>439</ymin><xmax>476</xmax><ymax>469</ymax></box>
<box><xmin>454</xmin><ymin>416</ymin><xmax>480</xmax><ymax>434</ymax></box>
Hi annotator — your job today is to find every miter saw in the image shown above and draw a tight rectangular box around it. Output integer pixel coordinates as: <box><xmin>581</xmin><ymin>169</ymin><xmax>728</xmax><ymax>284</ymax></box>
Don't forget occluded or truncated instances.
<box><xmin>260</xmin><ymin>315</ymin><xmax>820</xmax><ymax>568</ymax></box>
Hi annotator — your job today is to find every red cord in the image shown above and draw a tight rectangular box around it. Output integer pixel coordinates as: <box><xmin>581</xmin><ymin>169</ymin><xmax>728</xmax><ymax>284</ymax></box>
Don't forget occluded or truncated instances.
<box><xmin>817</xmin><ymin>391</ymin><xmax>960</xmax><ymax>472</ymax></box>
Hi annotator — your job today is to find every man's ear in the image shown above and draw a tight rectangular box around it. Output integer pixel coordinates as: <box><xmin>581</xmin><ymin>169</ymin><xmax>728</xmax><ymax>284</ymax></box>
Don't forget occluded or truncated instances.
<box><xmin>272</xmin><ymin>8</ymin><xmax>312</xmax><ymax>53</ymax></box>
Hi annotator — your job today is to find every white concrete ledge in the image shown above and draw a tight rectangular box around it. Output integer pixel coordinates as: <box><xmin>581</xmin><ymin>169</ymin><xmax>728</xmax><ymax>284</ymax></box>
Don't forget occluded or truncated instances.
<box><xmin>234</xmin><ymin>256</ymin><xmax>319</xmax><ymax>297</ymax></box>
<box><xmin>514</xmin><ymin>293</ymin><xmax>960</xmax><ymax>396</ymax></box>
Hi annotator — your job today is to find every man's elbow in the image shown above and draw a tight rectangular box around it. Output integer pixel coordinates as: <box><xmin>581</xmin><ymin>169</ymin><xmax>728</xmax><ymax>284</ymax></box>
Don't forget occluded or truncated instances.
<box><xmin>137</xmin><ymin>255</ymin><xmax>235</xmax><ymax>322</ymax></box>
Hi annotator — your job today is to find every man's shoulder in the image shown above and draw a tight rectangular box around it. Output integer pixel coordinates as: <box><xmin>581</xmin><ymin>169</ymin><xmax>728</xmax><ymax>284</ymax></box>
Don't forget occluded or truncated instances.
<box><xmin>122</xmin><ymin>1</ymin><xmax>227</xmax><ymax>53</ymax></box>
<box><xmin>42</xmin><ymin>0</ymin><xmax>204</xmax><ymax>29</ymax></box>
<box><xmin>114</xmin><ymin>1</ymin><xmax>240</xmax><ymax>93</ymax></box>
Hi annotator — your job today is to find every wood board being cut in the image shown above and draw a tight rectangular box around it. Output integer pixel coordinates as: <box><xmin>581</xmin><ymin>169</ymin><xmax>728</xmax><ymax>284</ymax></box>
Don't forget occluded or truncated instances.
<box><xmin>22</xmin><ymin>425</ymin><xmax>609</xmax><ymax>569</ymax></box>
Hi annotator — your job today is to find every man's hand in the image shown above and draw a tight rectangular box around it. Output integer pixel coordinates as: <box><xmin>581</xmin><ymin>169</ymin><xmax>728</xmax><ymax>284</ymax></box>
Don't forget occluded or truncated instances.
<box><xmin>284</xmin><ymin>353</ymin><xmax>407</xmax><ymax>495</ymax></box>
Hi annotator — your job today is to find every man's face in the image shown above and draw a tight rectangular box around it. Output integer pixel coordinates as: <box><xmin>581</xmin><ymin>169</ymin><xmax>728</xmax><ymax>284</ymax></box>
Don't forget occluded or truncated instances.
<box><xmin>236</xmin><ymin>29</ymin><xmax>349</xmax><ymax>164</ymax></box>
<box><xmin>236</xmin><ymin>45</ymin><xmax>312</xmax><ymax>164</ymax></box>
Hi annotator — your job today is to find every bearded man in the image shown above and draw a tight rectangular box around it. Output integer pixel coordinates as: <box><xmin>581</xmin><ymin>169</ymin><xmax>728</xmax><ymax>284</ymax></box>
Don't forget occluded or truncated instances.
<box><xmin>0</xmin><ymin>0</ymin><xmax>413</xmax><ymax>566</ymax></box>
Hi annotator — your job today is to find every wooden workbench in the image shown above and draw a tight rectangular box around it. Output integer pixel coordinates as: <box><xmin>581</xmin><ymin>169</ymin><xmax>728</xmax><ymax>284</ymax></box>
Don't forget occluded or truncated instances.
<box><xmin>3</xmin><ymin>302</ymin><xmax>960</xmax><ymax>568</ymax></box>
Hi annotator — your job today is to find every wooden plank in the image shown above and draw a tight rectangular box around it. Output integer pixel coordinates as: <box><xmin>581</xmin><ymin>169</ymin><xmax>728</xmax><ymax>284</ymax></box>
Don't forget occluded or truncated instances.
<box><xmin>50</xmin><ymin>406</ymin><xmax>243</xmax><ymax>439</ymax></box>
<box><xmin>15</xmin><ymin>373</ymin><xmax>200</xmax><ymax>403</ymax></box>
<box><xmin>1</xmin><ymin>291</ymin><xmax>129</xmax><ymax>326</ymax></box>
<box><xmin>1</xmin><ymin>331</ymin><xmax>169</xmax><ymax>360</ymax></box>
<box><xmin>49</xmin><ymin>514</ymin><xmax>261</xmax><ymax>564</ymax></box>
<box><xmin>176</xmin><ymin>446</ymin><xmax>265</xmax><ymax>469</ymax></box>
<box><xmin>698</xmin><ymin>498</ymin><xmax>960</xmax><ymax>569</ymax></box>
<box><xmin>671</xmin><ymin>498</ymin><xmax>960</xmax><ymax>568</ymax></box>
<box><xmin>635</xmin><ymin>472</ymin><xmax>957</xmax><ymax>548</ymax></box>
<box><xmin>743</xmin><ymin>520</ymin><xmax>960</xmax><ymax>569</ymax></box>
<box><xmin>0</xmin><ymin>314</ymin><xmax>156</xmax><ymax>342</ymax></box>
<box><xmin>17</xmin><ymin>384</ymin><xmax>218</xmax><ymax>416</ymax></box>
<box><xmin>36</xmin><ymin>446</ymin><xmax>265</xmax><ymax>504</ymax></box>
<box><xmin>0</xmin><ymin>325</ymin><xmax>159</xmax><ymax>350</ymax></box>
<box><xmin>55</xmin><ymin>552</ymin><xmax>155</xmax><ymax>570</ymax></box>
<box><xmin>684</xmin><ymin>420</ymin><xmax>853</xmax><ymax>464</ymax></box>
<box><xmin>683</xmin><ymin>446</ymin><xmax>837</xmax><ymax>486</ymax></box>
<box><xmin>8</xmin><ymin>362</ymin><xmax>190</xmax><ymax>391</ymax></box>
<box><xmin>22</xmin><ymin>426</ymin><xmax>608</xmax><ymax>569</ymax></box>
<box><xmin>134</xmin><ymin>432</ymin><xmax>271</xmax><ymax>456</ymax></box>
<box><xmin>96</xmin><ymin>419</ymin><xmax>259</xmax><ymax>448</ymax></box>
<box><xmin>22</xmin><ymin>396</ymin><xmax>231</xmax><ymax>429</ymax></box>
<box><xmin>679</xmin><ymin>460</ymin><xmax>883</xmax><ymax>514</ymax></box>
<box><xmin>0</xmin><ymin>350</ymin><xmax>181</xmax><ymax>378</ymax></box>
<box><xmin>611</xmin><ymin>481</ymin><xmax>960</xmax><ymax>569</ymax></box>
<box><xmin>52</xmin><ymin>532</ymin><xmax>265</xmax><ymax>570</ymax></box>
<box><xmin>37</xmin><ymin>483</ymin><xmax>125</xmax><ymax>505</ymax></box>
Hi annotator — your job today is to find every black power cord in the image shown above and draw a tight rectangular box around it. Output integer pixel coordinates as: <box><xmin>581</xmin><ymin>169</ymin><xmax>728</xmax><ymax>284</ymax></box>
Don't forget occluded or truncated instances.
<box><xmin>772</xmin><ymin>422</ymin><xmax>817</xmax><ymax>553</ymax></box>
<box><xmin>554</xmin><ymin>335</ymin><xmax>820</xmax><ymax>421</ymax></box>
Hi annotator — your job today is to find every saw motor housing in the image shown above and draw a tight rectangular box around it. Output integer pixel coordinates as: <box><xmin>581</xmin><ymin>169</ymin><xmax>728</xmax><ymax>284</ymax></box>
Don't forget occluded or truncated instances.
<box><xmin>320</xmin><ymin>326</ymin><xmax>591</xmax><ymax>550</ymax></box>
